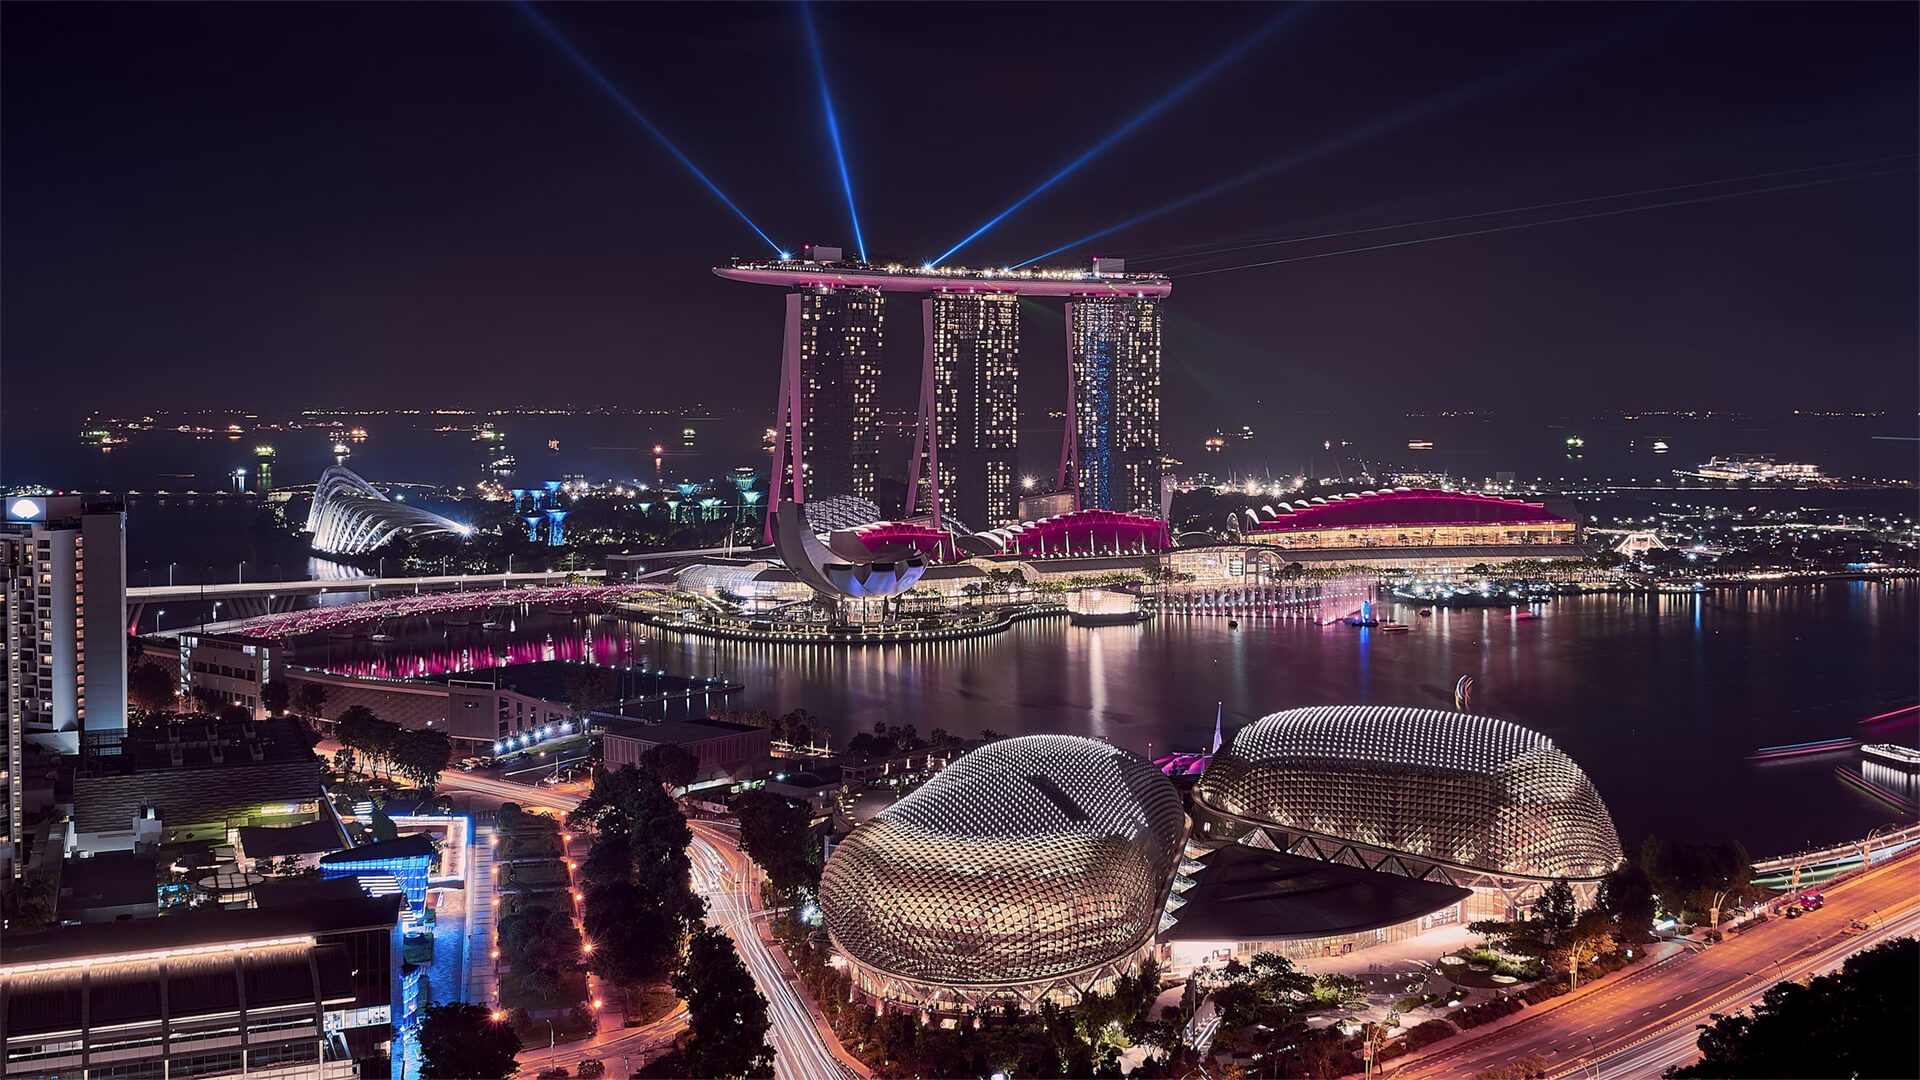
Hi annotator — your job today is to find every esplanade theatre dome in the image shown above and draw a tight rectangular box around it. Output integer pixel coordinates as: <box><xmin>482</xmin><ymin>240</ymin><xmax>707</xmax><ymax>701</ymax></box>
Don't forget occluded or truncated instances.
<box><xmin>820</xmin><ymin>735</ymin><xmax>1185</xmax><ymax>1010</ymax></box>
<box><xmin>1195</xmin><ymin>706</ymin><xmax>1622</xmax><ymax>883</ymax></box>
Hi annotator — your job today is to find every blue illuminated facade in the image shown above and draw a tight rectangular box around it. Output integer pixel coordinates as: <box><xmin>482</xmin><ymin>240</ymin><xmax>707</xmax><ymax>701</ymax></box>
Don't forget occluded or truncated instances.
<box><xmin>1069</xmin><ymin>295</ymin><xmax>1163</xmax><ymax>514</ymax></box>
<box><xmin>321</xmin><ymin>835</ymin><xmax>435</xmax><ymax>912</ymax></box>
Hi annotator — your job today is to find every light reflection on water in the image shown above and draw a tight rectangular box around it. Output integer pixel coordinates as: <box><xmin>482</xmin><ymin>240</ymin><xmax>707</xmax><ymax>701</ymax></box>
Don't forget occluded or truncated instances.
<box><xmin>304</xmin><ymin>582</ymin><xmax>1915</xmax><ymax>855</ymax></box>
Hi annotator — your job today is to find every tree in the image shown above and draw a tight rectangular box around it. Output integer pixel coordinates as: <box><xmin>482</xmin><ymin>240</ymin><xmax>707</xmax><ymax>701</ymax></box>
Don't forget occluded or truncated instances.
<box><xmin>369</xmin><ymin>802</ymin><xmax>400</xmax><ymax>843</ymax></box>
<box><xmin>776</xmin><ymin>708</ymin><xmax>818</xmax><ymax>747</ymax></box>
<box><xmin>1667</xmin><ymin>938</ymin><xmax>1917</xmax><ymax>1079</ymax></box>
<box><xmin>561</xmin><ymin>665</ymin><xmax>620</xmax><ymax>713</ymax></box>
<box><xmin>731</xmin><ymin>791</ymin><xmax>820</xmax><ymax>907</ymax></box>
<box><xmin>260</xmin><ymin>680</ymin><xmax>290</xmax><ymax>717</ymax></box>
<box><xmin>216</xmin><ymin>702</ymin><xmax>252</xmax><ymax>726</ymax></box>
<box><xmin>1536</xmin><ymin>878</ymin><xmax>1578</xmax><ymax>940</ymax></box>
<box><xmin>1553</xmin><ymin>910</ymin><xmax>1619</xmax><ymax>991</ymax></box>
<box><xmin>417</xmin><ymin>1002</ymin><xmax>522</xmax><ymax>1079</ymax></box>
<box><xmin>1</xmin><ymin>875</ymin><xmax>57</xmax><ymax>929</ymax></box>
<box><xmin>292</xmin><ymin>681</ymin><xmax>328</xmax><ymax>720</ymax></box>
<box><xmin>1597</xmin><ymin>859</ymin><xmax>1658</xmax><ymax>942</ymax></box>
<box><xmin>1643</xmin><ymin>837</ymin><xmax>1756</xmax><ymax>920</ymax></box>
<box><xmin>637</xmin><ymin>743</ymin><xmax>699</xmax><ymax>790</ymax></box>
<box><xmin>395</xmin><ymin>727</ymin><xmax>454</xmax><ymax>792</ymax></box>
<box><xmin>336</xmin><ymin>705</ymin><xmax>402</xmax><ymax>780</ymax></box>
<box><xmin>127</xmin><ymin>661</ymin><xmax>178</xmax><ymax>713</ymax></box>
<box><xmin>672</xmin><ymin>924</ymin><xmax>774</xmax><ymax>1079</ymax></box>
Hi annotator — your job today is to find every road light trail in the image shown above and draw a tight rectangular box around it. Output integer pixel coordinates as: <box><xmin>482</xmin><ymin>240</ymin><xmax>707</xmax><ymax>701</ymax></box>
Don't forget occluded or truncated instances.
<box><xmin>1388</xmin><ymin>849</ymin><xmax>1920</xmax><ymax>1079</ymax></box>
<box><xmin>690</xmin><ymin>829</ymin><xmax>861</xmax><ymax>1080</ymax></box>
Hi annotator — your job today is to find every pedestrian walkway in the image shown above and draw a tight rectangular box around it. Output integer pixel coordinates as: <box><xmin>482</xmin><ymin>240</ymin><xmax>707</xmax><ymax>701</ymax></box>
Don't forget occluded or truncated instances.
<box><xmin>466</xmin><ymin>825</ymin><xmax>499</xmax><ymax>1008</ymax></box>
<box><xmin>1294</xmin><ymin>925</ymin><xmax>1484</xmax><ymax>976</ymax></box>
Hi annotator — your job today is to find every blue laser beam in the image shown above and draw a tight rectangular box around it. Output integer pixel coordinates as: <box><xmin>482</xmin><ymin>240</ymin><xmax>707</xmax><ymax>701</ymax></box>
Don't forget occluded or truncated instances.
<box><xmin>801</xmin><ymin>1</ymin><xmax>867</xmax><ymax>262</ymax></box>
<box><xmin>513</xmin><ymin>0</ymin><xmax>785</xmax><ymax>256</ymax></box>
<box><xmin>1153</xmin><ymin>153</ymin><xmax>1920</xmax><ymax>272</ymax></box>
<box><xmin>931</xmin><ymin>2</ymin><xmax>1314</xmax><ymax>266</ymax></box>
<box><xmin>1014</xmin><ymin>13</ymin><xmax>1666</xmax><ymax>269</ymax></box>
<box><xmin>1181</xmin><ymin>166</ymin><xmax>1915</xmax><ymax>276</ymax></box>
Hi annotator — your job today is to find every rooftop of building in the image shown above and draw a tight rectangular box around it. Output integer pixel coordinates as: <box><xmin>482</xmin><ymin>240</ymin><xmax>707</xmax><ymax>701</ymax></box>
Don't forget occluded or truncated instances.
<box><xmin>1242</xmin><ymin>488</ymin><xmax>1571</xmax><ymax>532</ymax></box>
<box><xmin>595</xmin><ymin>714</ymin><xmax>769</xmax><ymax>746</ymax></box>
<box><xmin>319</xmin><ymin>834</ymin><xmax>435</xmax><ymax>865</ymax></box>
<box><xmin>238</xmin><ymin>819</ymin><xmax>350</xmax><ymax>859</ymax></box>
<box><xmin>1160</xmin><ymin>844</ymin><xmax>1473</xmax><ymax>942</ymax></box>
<box><xmin>56</xmin><ymin>852</ymin><xmax>160</xmax><ymax>918</ymax></box>
<box><xmin>0</xmin><ymin>888</ymin><xmax>402</xmax><ymax>969</ymax></box>
<box><xmin>76</xmin><ymin>718</ymin><xmax>320</xmax><ymax>779</ymax></box>
<box><xmin>715</xmin><ymin>258</ymin><xmax>1171</xmax><ymax>297</ymax></box>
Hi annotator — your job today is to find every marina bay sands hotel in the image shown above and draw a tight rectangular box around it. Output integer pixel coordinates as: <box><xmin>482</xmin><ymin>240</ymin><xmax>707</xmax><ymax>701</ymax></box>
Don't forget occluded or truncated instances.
<box><xmin>714</xmin><ymin>248</ymin><xmax>1171</xmax><ymax>530</ymax></box>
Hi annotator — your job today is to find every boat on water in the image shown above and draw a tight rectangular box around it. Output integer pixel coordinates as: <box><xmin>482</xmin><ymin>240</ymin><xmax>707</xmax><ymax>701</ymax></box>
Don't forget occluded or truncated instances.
<box><xmin>1380</xmin><ymin>622</ymin><xmax>1410</xmax><ymax>632</ymax></box>
<box><xmin>1345</xmin><ymin>615</ymin><xmax>1378</xmax><ymax>627</ymax></box>
<box><xmin>1506</xmin><ymin>611</ymin><xmax>1538</xmax><ymax>621</ymax></box>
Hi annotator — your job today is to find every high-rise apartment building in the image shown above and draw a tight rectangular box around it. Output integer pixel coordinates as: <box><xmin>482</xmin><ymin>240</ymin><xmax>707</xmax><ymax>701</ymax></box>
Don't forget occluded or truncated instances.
<box><xmin>1068</xmin><ymin>295</ymin><xmax>1163</xmax><ymax>513</ymax></box>
<box><xmin>2</xmin><ymin>496</ymin><xmax>128</xmax><ymax>754</ymax></box>
<box><xmin>2</xmin><ymin>495</ymin><xmax>127</xmax><ymax>875</ymax></box>
<box><xmin>776</xmin><ymin>284</ymin><xmax>883</xmax><ymax>504</ymax></box>
<box><xmin>918</xmin><ymin>291</ymin><xmax>1020</xmax><ymax>528</ymax></box>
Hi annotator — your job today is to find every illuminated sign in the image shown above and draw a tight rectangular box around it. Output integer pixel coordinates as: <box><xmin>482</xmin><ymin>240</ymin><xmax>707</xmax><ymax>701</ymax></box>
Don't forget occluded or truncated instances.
<box><xmin>1227</xmin><ymin>555</ymin><xmax>1245</xmax><ymax>576</ymax></box>
<box><xmin>7</xmin><ymin>497</ymin><xmax>46</xmax><ymax>521</ymax></box>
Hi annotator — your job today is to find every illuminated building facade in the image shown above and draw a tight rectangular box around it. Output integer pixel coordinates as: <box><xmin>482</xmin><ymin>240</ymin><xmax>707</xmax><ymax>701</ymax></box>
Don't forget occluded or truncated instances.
<box><xmin>775</xmin><ymin>283</ymin><xmax>884</xmax><ymax>505</ymax></box>
<box><xmin>1235</xmin><ymin>488</ymin><xmax>1579</xmax><ymax>551</ymax></box>
<box><xmin>305</xmin><ymin>467</ymin><xmax>471</xmax><ymax>555</ymax></box>
<box><xmin>819</xmin><ymin>735</ymin><xmax>1185</xmax><ymax>1013</ymax></box>
<box><xmin>2</xmin><ymin>497</ymin><xmax>128</xmax><ymax>859</ymax></box>
<box><xmin>913</xmin><ymin>291</ymin><xmax>1020</xmax><ymax>528</ymax></box>
<box><xmin>0</xmin><ymin>888</ymin><xmax>406</xmax><ymax>1078</ymax></box>
<box><xmin>1193</xmin><ymin>705</ymin><xmax>1623</xmax><ymax>913</ymax></box>
<box><xmin>715</xmin><ymin>257</ymin><xmax>1172</xmax><ymax>530</ymax></box>
<box><xmin>1066</xmin><ymin>293</ymin><xmax>1163</xmax><ymax>514</ymax></box>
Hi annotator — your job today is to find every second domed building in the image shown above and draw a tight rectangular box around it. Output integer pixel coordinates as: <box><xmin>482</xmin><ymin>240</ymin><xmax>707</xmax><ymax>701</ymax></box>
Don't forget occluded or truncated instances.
<box><xmin>819</xmin><ymin>734</ymin><xmax>1185</xmax><ymax>1014</ymax></box>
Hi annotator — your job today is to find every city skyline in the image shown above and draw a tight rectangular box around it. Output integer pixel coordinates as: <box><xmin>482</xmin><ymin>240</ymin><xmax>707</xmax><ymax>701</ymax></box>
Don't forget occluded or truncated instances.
<box><xmin>3</xmin><ymin>1</ymin><xmax>1915</xmax><ymax>468</ymax></box>
<box><xmin>1</xmin><ymin>5</ymin><xmax>1915</xmax><ymax>1079</ymax></box>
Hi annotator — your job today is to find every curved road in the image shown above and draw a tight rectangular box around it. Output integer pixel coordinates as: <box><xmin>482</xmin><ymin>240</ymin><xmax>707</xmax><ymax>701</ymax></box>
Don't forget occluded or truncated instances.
<box><xmin>1389</xmin><ymin>851</ymin><xmax>1920</xmax><ymax>1079</ymax></box>
<box><xmin>439</xmin><ymin>772</ymin><xmax>863</xmax><ymax>1079</ymax></box>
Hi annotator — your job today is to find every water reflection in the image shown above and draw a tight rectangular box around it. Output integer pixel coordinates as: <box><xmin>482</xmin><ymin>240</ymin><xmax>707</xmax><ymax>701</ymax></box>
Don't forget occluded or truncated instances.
<box><xmin>302</xmin><ymin>584</ymin><xmax>1914</xmax><ymax>854</ymax></box>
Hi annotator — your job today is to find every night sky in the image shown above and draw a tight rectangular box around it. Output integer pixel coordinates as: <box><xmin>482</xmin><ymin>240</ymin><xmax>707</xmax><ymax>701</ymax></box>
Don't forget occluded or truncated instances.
<box><xmin>3</xmin><ymin>2</ymin><xmax>1914</xmax><ymax>456</ymax></box>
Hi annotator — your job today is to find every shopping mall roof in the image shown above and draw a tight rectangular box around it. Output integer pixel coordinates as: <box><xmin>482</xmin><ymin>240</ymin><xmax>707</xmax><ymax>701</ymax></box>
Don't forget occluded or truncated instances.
<box><xmin>1160</xmin><ymin>844</ymin><xmax>1472</xmax><ymax>942</ymax></box>
<box><xmin>1244</xmin><ymin>488</ymin><xmax>1568</xmax><ymax>532</ymax></box>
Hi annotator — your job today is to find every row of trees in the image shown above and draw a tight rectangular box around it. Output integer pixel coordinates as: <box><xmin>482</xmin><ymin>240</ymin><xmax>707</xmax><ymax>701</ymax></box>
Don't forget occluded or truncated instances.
<box><xmin>730</xmin><ymin>790</ymin><xmax>821</xmax><ymax>909</ymax></box>
<box><xmin>710</xmin><ymin>707</ymin><xmax>835</xmax><ymax>751</ymax></box>
<box><xmin>333</xmin><ymin>704</ymin><xmax>454</xmax><ymax>792</ymax></box>
<box><xmin>568</xmin><ymin>762</ymin><xmax>775</xmax><ymax>1078</ymax></box>
<box><xmin>126</xmin><ymin>655</ymin><xmax>330</xmax><ymax>721</ymax></box>
<box><xmin>786</xmin><ymin>937</ymin><xmax>1162</xmax><ymax>1079</ymax></box>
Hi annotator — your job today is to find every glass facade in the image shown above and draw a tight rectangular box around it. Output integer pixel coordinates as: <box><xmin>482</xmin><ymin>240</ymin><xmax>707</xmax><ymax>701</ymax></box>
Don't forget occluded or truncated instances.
<box><xmin>928</xmin><ymin>291</ymin><xmax>1020</xmax><ymax>528</ymax></box>
<box><xmin>1069</xmin><ymin>297</ymin><xmax>1162</xmax><ymax>514</ymax></box>
<box><xmin>1195</xmin><ymin>705</ymin><xmax>1623</xmax><ymax>882</ymax></box>
<box><xmin>820</xmin><ymin>735</ymin><xmax>1184</xmax><ymax>1011</ymax></box>
<box><xmin>795</xmin><ymin>286</ymin><xmax>883</xmax><ymax>502</ymax></box>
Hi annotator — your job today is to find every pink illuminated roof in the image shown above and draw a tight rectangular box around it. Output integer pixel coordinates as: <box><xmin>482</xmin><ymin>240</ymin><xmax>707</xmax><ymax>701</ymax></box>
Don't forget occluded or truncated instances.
<box><xmin>1247</xmin><ymin>488</ymin><xmax>1568</xmax><ymax>532</ymax></box>
<box><xmin>851</xmin><ymin>521</ymin><xmax>956</xmax><ymax>557</ymax></box>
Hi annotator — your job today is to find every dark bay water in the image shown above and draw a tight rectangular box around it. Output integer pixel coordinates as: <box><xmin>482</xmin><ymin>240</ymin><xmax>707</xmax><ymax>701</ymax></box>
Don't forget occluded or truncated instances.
<box><xmin>301</xmin><ymin>581</ymin><xmax>1919</xmax><ymax>859</ymax></box>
